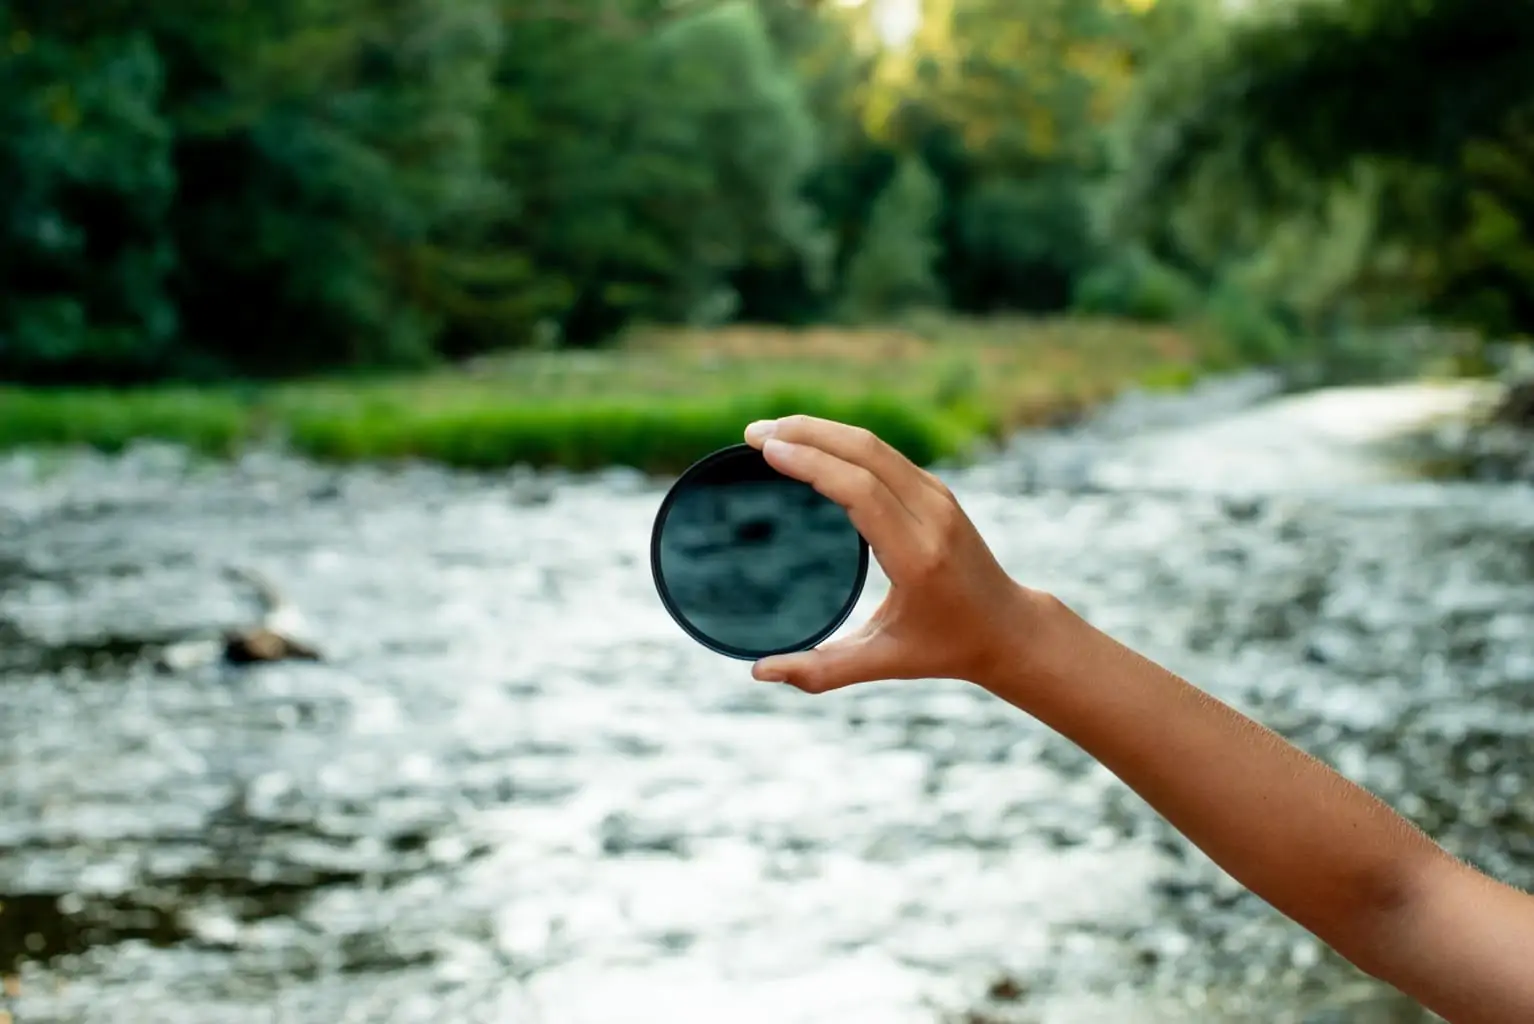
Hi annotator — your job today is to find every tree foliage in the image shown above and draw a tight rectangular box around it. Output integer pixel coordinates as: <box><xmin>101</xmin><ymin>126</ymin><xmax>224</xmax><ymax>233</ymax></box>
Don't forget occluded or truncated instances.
<box><xmin>841</xmin><ymin>156</ymin><xmax>945</xmax><ymax>318</ymax></box>
<box><xmin>1110</xmin><ymin>0</ymin><xmax>1534</xmax><ymax>337</ymax></box>
<box><xmin>0</xmin><ymin>15</ymin><xmax>176</xmax><ymax>380</ymax></box>
<box><xmin>3</xmin><ymin>0</ymin><xmax>1531</xmax><ymax>382</ymax></box>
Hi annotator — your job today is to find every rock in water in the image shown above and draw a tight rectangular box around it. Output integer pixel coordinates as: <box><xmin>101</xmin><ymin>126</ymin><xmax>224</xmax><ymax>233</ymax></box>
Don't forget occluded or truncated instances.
<box><xmin>222</xmin><ymin>627</ymin><xmax>321</xmax><ymax>665</ymax></box>
<box><xmin>1492</xmin><ymin>377</ymin><xmax>1534</xmax><ymax>427</ymax></box>
<box><xmin>218</xmin><ymin>565</ymin><xmax>323</xmax><ymax>664</ymax></box>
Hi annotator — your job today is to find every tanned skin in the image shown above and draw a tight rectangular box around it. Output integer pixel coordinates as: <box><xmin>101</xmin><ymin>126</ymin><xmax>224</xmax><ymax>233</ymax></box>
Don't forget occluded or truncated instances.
<box><xmin>741</xmin><ymin>414</ymin><xmax>1534</xmax><ymax>1024</ymax></box>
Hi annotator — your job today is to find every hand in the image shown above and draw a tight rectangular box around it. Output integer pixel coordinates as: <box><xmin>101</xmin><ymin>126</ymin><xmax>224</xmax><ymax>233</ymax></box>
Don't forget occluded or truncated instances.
<box><xmin>742</xmin><ymin>415</ymin><xmax>1046</xmax><ymax>693</ymax></box>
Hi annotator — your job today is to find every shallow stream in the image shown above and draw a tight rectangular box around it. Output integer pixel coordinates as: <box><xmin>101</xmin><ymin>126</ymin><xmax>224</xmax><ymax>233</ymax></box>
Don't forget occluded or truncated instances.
<box><xmin>2</xmin><ymin>376</ymin><xmax>1530</xmax><ymax>1023</ymax></box>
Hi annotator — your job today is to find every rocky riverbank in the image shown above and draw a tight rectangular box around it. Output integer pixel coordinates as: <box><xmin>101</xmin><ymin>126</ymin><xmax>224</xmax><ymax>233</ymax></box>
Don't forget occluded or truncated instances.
<box><xmin>1399</xmin><ymin>373</ymin><xmax>1534</xmax><ymax>484</ymax></box>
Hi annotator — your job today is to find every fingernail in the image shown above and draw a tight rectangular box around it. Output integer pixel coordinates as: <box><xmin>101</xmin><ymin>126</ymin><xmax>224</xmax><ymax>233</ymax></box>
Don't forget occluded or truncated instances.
<box><xmin>745</xmin><ymin>419</ymin><xmax>778</xmax><ymax>444</ymax></box>
<box><xmin>753</xmin><ymin>661</ymin><xmax>786</xmax><ymax>682</ymax></box>
<box><xmin>762</xmin><ymin>437</ymin><xmax>796</xmax><ymax>461</ymax></box>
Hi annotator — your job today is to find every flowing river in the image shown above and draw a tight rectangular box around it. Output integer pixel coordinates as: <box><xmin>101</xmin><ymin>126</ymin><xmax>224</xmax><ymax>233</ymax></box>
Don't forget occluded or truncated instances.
<box><xmin>2</xmin><ymin>376</ymin><xmax>1531</xmax><ymax>1024</ymax></box>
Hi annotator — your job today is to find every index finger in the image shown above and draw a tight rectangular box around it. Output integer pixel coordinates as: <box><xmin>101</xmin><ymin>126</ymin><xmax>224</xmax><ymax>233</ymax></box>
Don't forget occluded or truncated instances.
<box><xmin>744</xmin><ymin>415</ymin><xmax>938</xmax><ymax>519</ymax></box>
<box><xmin>757</xmin><ymin>437</ymin><xmax>927</xmax><ymax>581</ymax></box>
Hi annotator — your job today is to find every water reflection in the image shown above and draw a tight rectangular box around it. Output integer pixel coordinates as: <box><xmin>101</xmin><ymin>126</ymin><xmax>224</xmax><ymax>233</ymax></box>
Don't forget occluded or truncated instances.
<box><xmin>0</xmin><ymin>389</ymin><xmax>1530</xmax><ymax>1023</ymax></box>
<box><xmin>657</xmin><ymin>470</ymin><xmax>863</xmax><ymax>654</ymax></box>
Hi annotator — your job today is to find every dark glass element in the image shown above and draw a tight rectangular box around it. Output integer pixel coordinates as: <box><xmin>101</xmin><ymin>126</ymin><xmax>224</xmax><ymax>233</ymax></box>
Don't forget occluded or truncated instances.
<box><xmin>650</xmin><ymin>445</ymin><xmax>868</xmax><ymax>660</ymax></box>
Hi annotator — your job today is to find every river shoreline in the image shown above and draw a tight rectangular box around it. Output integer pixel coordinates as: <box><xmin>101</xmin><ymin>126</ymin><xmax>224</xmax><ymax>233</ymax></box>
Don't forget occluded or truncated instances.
<box><xmin>1393</xmin><ymin>376</ymin><xmax>1534</xmax><ymax>485</ymax></box>
<box><xmin>0</xmin><ymin>318</ymin><xmax>1239</xmax><ymax>474</ymax></box>
<box><xmin>3</xmin><ymin>353</ymin><xmax>1521</xmax><ymax>488</ymax></box>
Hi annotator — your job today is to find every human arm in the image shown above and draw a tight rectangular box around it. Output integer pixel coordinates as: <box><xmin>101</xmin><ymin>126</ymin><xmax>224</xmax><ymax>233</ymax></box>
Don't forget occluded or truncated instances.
<box><xmin>992</xmin><ymin>604</ymin><xmax>1534</xmax><ymax>1023</ymax></box>
<box><xmin>741</xmin><ymin>414</ymin><xmax>1534</xmax><ymax>1024</ymax></box>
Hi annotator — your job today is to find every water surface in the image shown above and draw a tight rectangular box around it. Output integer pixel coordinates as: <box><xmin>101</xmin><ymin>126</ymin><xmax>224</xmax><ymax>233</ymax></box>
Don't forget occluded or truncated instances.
<box><xmin>2</xmin><ymin>378</ymin><xmax>1531</xmax><ymax>1023</ymax></box>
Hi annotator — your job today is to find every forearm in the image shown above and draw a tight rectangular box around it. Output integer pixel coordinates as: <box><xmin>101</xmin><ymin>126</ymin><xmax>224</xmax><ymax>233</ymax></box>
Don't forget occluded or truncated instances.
<box><xmin>983</xmin><ymin>590</ymin><xmax>1452</xmax><ymax>969</ymax></box>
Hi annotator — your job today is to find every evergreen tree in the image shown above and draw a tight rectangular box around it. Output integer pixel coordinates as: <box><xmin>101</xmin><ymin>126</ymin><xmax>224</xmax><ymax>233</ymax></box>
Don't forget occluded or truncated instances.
<box><xmin>840</xmin><ymin>157</ymin><xmax>945</xmax><ymax>319</ymax></box>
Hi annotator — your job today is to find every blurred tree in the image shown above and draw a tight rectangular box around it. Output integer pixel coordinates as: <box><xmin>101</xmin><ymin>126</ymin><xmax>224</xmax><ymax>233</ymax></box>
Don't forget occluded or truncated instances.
<box><xmin>840</xmin><ymin>155</ymin><xmax>945</xmax><ymax>317</ymax></box>
<box><xmin>895</xmin><ymin>0</ymin><xmax>1138</xmax><ymax>171</ymax></box>
<box><xmin>163</xmin><ymin>0</ymin><xmax>506</xmax><ymax>375</ymax></box>
<box><xmin>630</xmin><ymin>1</ymin><xmax>826</xmax><ymax>325</ymax></box>
<box><xmin>1120</xmin><ymin>0</ymin><xmax>1534</xmax><ymax>204</ymax></box>
<box><xmin>1437</xmin><ymin>106</ymin><xmax>1534</xmax><ymax>338</ymax></box>
<box><xmin>1111</xmin><ymin>0</ymin><xmax>1534</xmax><ymax>336</ymax></box>
<box><xmin>11</xmin><ymin>0</ymin><xmax>1518</xmax><ymax>382</ymax></box>
<box><xmin>736</xmin><ymin>0</ymin><xmax>891</xmax><ymax>324</ymax></box>
<box><xmin>1</xmin><ymin>0</ymin><xmax>509</xmax><ymax>379</ymax></box>
<box><xmin>1073</xmin><ymin>247</ymin><xmax>1201</xmax><ymax>323</ymax></box>
<box><xmin>870</xmin><ymin>0</ymin><xmax>1145</xmax><ymax>314</ymax></box>
<box><xmin>0</xmin><ymin>14</ymin><xmax>176</xmax><ymax>382</ymax></box>
<box><xmin>487</xmin><ymin>0</ymin><xmax>825</xmax><ymax>344</ymax></box>
<box><xmin>952</xmin><ymin>172</ymin><xmax>1095</xmax><ymax>312</ymax></box>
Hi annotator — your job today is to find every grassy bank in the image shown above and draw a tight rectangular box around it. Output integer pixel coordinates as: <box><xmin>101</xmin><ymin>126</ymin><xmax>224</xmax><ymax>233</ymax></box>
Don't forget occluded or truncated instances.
<box><xmin>0</xmin><ymin>317</ymin><xmax>1230</xmax><ymax>473</ymax></box>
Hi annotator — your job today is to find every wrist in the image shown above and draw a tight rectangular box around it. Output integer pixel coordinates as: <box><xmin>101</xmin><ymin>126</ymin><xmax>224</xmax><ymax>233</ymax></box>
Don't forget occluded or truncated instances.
<box><xmin>972</xmin><ymin>585</ymin><xmax>1084</xmax><ymax>706</ymax></box>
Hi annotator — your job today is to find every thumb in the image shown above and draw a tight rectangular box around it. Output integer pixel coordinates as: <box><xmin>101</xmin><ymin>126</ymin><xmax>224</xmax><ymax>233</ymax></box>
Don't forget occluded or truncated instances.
<box><xmin>752</xmin><ymin>630</ymin><xmax>898</xmax><ymax>694</ymax></box>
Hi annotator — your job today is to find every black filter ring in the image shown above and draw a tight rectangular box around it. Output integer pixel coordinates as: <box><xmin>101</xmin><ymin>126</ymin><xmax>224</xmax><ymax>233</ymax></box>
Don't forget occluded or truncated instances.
<box><xmin>649</xmin><ymin>443</ymin><xmax>869</xmax><ymax>661</ymax></box>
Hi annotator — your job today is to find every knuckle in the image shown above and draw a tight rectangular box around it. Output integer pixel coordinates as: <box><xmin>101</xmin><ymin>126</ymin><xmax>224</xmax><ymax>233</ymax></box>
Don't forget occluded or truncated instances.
<box><xmin>912</xmin><ymin>538</ymin><xmax>949</xmax><ymax>579</ymax></box>
<box><xmin>928</xmin><ymin>500</ymin><xmax>961</xmax><ymax>541</ymax></box>
<box><xmin>850</xmin><ymin>468</ymin><xmax>882</xmax><ymax>505</ymax></box>
<box><xmin>851</xmin><ymin>426</ymin><xmax>881</xmax><ymax>459</ymax></box>
<box><xmin>920</xmin><ymin>468</ymin><xmax>956</xmax><ymax>501</ymax></box>
<box><xmin>778</xmin><ymin>414</ymin><xmax>812</xmax><ymax>438</ymax></box>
